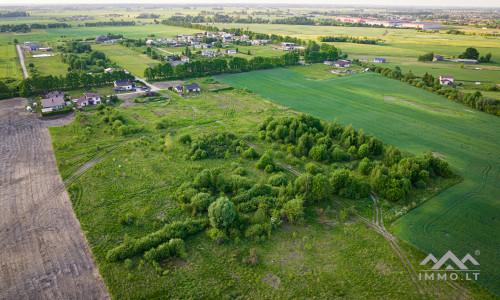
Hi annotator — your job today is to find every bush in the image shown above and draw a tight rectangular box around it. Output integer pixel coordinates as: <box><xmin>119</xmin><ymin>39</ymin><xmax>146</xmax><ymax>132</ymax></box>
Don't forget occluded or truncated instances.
<box><xmin>119</xmin><ymin>213</ymin><xmax>135</xmax><ymax>225</ymax></box>
<box><xmin>207</xmin><ymin>228</ymin><xmax>227</xmax><ymax>244</ymax></box>
<box><xmin>267</xmin><ymin>173</ymin><xmax>288</xmax><ymax>187</ymax></box>
<box><xmin>190</xmin><ymin>192</ymin><xmax>214</xmax><ymax>212</ymax></box>
<box><xmin>178</xmin><ymin>134</ymin><xmax>192</xmax><ymax>144</ymax></box>
<box><xmin>143</xmin><ymin>238</ymin><xmax>187</xmax><ymax>262</ymax></box>
<box><xmin>242</xmin><ymin>147</ymin><xmax>260</xmax><ymax>159</ymax></box>
<box><xmin>107</xmin><ymin>218</ymin><xmax>206</xmax><ymax>262</ymax></box>
<box><xmin>245</xmin><ymin>223</ymin><xmax>271</xmax><ymax>240</ymax></box>
<box><xmin>208</xmin><ymin>197</ymin><xmax>236</xmax><ymax>230</ymax></box>
<box><xmin>255</xmin><ymin>152</ymin><xmax>274</xmax><ymax>170</ymax></box>
<box><xmin>281</xmin><ymin>197</ymin><xmax>304</xmax><ymax>222</ymax></box>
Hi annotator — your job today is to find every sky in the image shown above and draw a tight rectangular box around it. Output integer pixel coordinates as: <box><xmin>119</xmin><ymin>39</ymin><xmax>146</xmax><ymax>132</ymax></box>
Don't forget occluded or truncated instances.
<box><xmin>1</xmin><ymin>0</ymin><xmax>499</xmax><ymax>8</ymax></box>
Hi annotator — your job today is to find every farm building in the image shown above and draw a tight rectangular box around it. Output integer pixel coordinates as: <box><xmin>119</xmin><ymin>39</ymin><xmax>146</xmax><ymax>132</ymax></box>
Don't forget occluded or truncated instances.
<box><xmin>433</xmin><ymin>55</ymin><xmax>444</xmax><ymax>61</ymax></box>
<box><xmin>438</xmin><ymin>75</ymin><xmax>455</xmax><ymax>85</ymax></box>
<box><xmin>113</xmin><ymin>79</ymin><xmax>135</xmax><ymax>91</ymax></box>
<box><xmin>76</xmin><ymin>93</ymin><xmax>102</xmax><ymax>107</ymax></box>
<box><xmin>226</xmin><ymin>49</ymin><xmax>237</xmax><ymax>55</ymax></box>
<box><xmin>95</xmin><ymin>36</ymin><xmax>109</xmax><ymax>43</ymax></box>
<box><xmin>374</xmin><ymin>58</ymin><xmax>386</xmax><ymax>63</ymax></box>
<box><xmin>281</xmin><ymin>42</ymin><xmax>295</xmax><ymax>50</ymax></box>
<box><xmin>457</xmin><ymin>59</ymin><xmax>478</xmax><ymax>64</ymax></box>
<box><xmin>324</xmin><ymin>61</ymin><xmax>334</xmax><ymax>65</ymax></box>
<box><xmin>24</xmin><ymin>41</ymin><xmax>39</xmax><ymax>51</ymax></box>
<box><xmin>41</xmin><ymin>91</ymin><xmax>65</xmax><ymax>112</ymax></box>
<box><xmin>401</xmin><ymin>22</ymin><xmax>443</xmax><ymax>29</ymax></box>
<box><xmin>335</xmin><ymin>59</ymin><xmax>351</xmax><ymax>68</ymax></box>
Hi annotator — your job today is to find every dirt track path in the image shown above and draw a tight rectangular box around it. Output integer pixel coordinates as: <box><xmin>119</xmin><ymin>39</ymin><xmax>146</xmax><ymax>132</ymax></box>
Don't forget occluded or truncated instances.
<box><xmin>0</xmin><ymin>98</ymin><xmax>109</xmax><ymax>299</ymax></box>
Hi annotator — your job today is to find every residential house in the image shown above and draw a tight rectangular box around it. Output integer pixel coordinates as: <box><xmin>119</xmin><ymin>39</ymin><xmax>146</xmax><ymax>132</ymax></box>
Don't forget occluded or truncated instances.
<box><xmin>174</xmin><ymin>86</ymin><xmax>183</xmax><ymax>93</ymax></box>
<box><xmin>201</xmin><ymin>50</ymin><xmax>213</xmax><ymax>57</ymax></box>
<box><xmin>438</xmin><ymin>75</ymin><xmax>455</xmax><ymax>85</ymax></box>
<box><xmin>240</xmin><ymin>35</ymin><xmax>249</xmax><ymax>41</ymax></box>
<box><xmin>41</xmin><ymin>91</ymin><xmax>65</xmax><ymax>112</ymax></box>
<box><xmin>24</xmin><ymin>41</ymin><xmax>39</xmax><ymax>51</ymax></box>
<box><xmin>433</xmin><ymin>55</ymin><xmax>444</xmax><ymax>61</ymax></box>
<box><xmin>226</xmin><ymin>49</ymin><xmax>237</xmax><ymax>55</ymax></box>
<box><xmin>374</xmin><ymin>58</ymin><xmax>386</xmax><ymax>63</ymax></box>
<box><xmin>95</xmin><ymin>36</ymin><xmax>109</xmax><ymax>43</ymax></box>
<box><xmin>146</xmin><ymin>39</ymin><xmax>156</xmax><ymax>46</ymax></box>
<box><xmin>324</xmin><ymin>61</ymin><xmax>334</xmax><ymax>65</ymax></box>
<box><xmin>222</xmin><ymin>35</ymin><xmax>232</xmax><ymax>42</ymax></box>
<box><xmin>113</xmin><ymin>79</ymin><xmax>135</xmax><ymax>92</ymax></box>
<box><xmin>156</xmin><ymin>38</ymin><xmax>166</xmax><ymax>44</ymax></box>
<box><xmin>184</xmin><ymin>83</ymin><xmax>200</xmax><ymax>93</ymax></box>
<box><xmin>335</xmin><ymin>59</ymin><xmax>351</xmax><ymax>68</ymax></box>
<box><xmin>181</xmin><ymin>56</ymin><xmax>190</xmax><ymax>63</ymax></box>
<box><xmin>281</xmin><ymin>42</ymin><xmax>295</xmax><ymax>50</ymax></box>
<box><xmin>76</xmin><ymin>93</ymin><xmax>102</xmax><ymax>108</ymax></box>
<box><xmin>104</xmin><ymin>67</ymin><xmax>119</xmax><ymax>73</ymax></box>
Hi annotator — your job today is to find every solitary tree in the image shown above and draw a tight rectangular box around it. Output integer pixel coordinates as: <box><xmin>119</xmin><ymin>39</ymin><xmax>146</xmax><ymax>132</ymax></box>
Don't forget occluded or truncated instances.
<box><xmin>208</xmin><ymin>197</ymin><xmax>236</xmax><ymax>230</ymax></box>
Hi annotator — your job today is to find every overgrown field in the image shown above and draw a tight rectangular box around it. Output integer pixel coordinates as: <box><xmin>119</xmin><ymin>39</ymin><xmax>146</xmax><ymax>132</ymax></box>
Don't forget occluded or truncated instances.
<box><xmin>49</xmin><ymin>87</ymin><xmax>487</xmax><ymax>298</ymax></box>
<box><xmin>214</xmin><ymin>69</ymin><xmax>500</xmax><ymax>296</ymax></box>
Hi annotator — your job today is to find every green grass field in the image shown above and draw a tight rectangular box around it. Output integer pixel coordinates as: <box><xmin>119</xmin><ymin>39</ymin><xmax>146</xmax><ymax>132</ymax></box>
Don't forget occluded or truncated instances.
<box><xmin>0</xmin><ymin>43</ymin><xmax>22</xmax><ymax>81</ymax></box>
<box><xmin>214</xmin><ymin>69</ymin><xmax>500</xmax><ymax>296</ymax></box>
<box><xmin>25</xmin><ymin>52</ymin><xmax>69</xmax><ymax>77</ymax></box>
<box><xmin>49</xmin><ymin>87</ymin><xmax>491</xmax><ymax>299</ymax></box>
<box><xmin>93</xmin><ymin>44</ymin><xmax>157</xmax><ymax>77</ymax></box>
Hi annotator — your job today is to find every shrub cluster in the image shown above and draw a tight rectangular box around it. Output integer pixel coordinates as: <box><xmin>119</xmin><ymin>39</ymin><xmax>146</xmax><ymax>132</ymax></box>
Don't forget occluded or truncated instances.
<box><xmin>144</xmin><ymin>238</ymin><xmax>187</xmax><ymax>262</ymax></box>
<box><xmin>183</xmin><ymin>133</ymin><xmax>247</xmax><ymax>161</ymax></box>
<box><xmin>107</xmin><ymin>218</ymin><xmax>206</xmax><ymax>261</ymax></box>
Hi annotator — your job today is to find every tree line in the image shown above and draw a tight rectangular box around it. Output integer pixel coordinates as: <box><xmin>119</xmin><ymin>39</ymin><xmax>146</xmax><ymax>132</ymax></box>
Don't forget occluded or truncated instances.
<box><xmin>0</xmin><ymin>22</ymin><xmax>71</xmax><ymax>32</ymax></box>
<box><xmin>318</xmin><ymin>35</ymin><xmax>379</xmax><ymax>45</ymax></box>
<box><xmin>83</xmin><ymin>20</ymin><xmax>135</xmax><ymax>27</ymax></box>
<box><xmin>19</xmin><ymin>70</ymin><xmax>133</xmax><ymax>97</ymax></box>
<box><xmin>0</xmin><ymin>11</ymin><xmax>28</xmax><ymax>18</ymax></box>
<box><xmin>143</xmin><ymin>52</ymin><xmax>300</xmax><ymax>81</ymax></box>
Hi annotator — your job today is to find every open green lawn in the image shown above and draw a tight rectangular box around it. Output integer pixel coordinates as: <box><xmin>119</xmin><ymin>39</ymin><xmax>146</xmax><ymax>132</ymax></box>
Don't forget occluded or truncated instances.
<box><xmin>0</xmin><ymin>43</ymin><xmax>22</xmax><ymax>81</ymax></box>
<box><xmin>93</xmin><ymin>43</ymin><xmax>157</xmax><ymax>77</ymax></box>
<box><xmin>25</xmin><ymin>52</ymin><xmax>68</xmax><ymax>77</ymax></box>
<box><xmin>214</xmin><ymin>69</ymin><xmax>500</xmax><ymax>296</ymax></box>
<box><xmin>49</xmin><ymin>87</ymin><xmax>491</xmax><ymax>299</ymax></box>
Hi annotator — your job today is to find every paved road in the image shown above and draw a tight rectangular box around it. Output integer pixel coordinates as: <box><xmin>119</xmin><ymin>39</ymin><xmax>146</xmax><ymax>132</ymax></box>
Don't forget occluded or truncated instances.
<box><xmin>0</xmin><ymin>98</ymin><xmax>109</xmax><ymax>299</ymax></box>
<box><xmin>15</xmin><ymin>45</ymin><xmax>29</xmax><ymax>79</ymax></box>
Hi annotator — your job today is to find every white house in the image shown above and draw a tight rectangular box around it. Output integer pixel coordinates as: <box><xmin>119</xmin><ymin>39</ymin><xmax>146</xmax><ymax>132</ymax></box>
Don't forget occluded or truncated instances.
<box><xmin>281</xmin><ymin>42</ymin><xmax>295</xmax><ymax>50</ymax></box>
<box><xmin>181</xmin><ymin>56</ymin><xmax>190</xmax><ymax>63</ymax></box>
<box><xmin>374</xmin><ymin>58</ymin><xmax>386</xmax><ymax>63</ymax></box>
<box><xmin>201</xmin><ymin>50</ymin><xmax>213</xmax><ymax>57</ymax></box>
<box><xmin>145</xmin><ymin>39</ymin><xmax>156</xmax><ymax>46</ymax></box>
<box><xmin>439</xmin><ymin>75</ymin><xmax>455</xmax><ymax>85</ymax></box>
<box><xmin>226</xmin><ymin>49</ymin><xmax>237</xmax><ymax>55</ymax></box>
<box><xmin>76</xmin><ymin>93</ymin><xmax>102</xmax><ymax>107</ymax></box>
<box><xmin>113</xmin><ymin>79</ymin><xmax>135</xmax><ymax>91</ymax></box>
<box><xmin>335</xmin><ymin>59</ymin><xmax>351</xmax><ymax>68</ymax></box>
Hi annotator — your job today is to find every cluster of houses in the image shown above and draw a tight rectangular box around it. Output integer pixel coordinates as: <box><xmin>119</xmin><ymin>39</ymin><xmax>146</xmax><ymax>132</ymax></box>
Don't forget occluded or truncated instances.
<box><xmin>324</xmin><ymin>59</ymin><xmax>351</xmax><ymax>68</ymax></box>
<box><xmin>144</xmin><ymin>31</ymin><xmax>270</xmax><ymax>49</ymax></box>
<box><xmin>173</xmin><ymin>83</ymin><xmax>201</xmax><ymax>96</ymax></box>
<box><xmin>22</xmin><ymin>41</ymin><xmax>51</xmax><ymax>52</ymax></box>
<box><xmin>95</xmin><ymin>36</ymin><xmax>119</xmax><ymax>44</ymax></box>
<box><xmin>334</xmin><ymin>17</ymin><xmax>442</xmax><ymax>29</ymax></box>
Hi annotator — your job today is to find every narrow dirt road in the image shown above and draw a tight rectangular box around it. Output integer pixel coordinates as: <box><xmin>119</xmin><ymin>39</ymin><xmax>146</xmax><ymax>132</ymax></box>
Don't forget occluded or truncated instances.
<box><xmin>0</xmin><ymin>98</ymin><xmax>109</xmax><ymax>299</ymax></box>
<box><xmin>15</xmin><ymin>45</ymin><xmax>29</xmax><ymax>79</ymax></box>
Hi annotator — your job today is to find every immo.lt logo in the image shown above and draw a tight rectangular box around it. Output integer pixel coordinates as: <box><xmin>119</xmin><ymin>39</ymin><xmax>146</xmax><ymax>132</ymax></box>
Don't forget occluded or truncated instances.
<box><xmin>419</xmin><ymin>250</ymin><xmax>480</xmax><ymax>281</ymax></box>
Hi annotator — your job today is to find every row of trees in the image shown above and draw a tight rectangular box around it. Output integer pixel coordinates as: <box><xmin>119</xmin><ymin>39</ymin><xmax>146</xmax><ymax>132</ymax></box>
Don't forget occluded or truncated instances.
<box><xmin>0</xmin><ymin>23</ymin><xmax>71</xmax><ymax>32</ymax></box>
<box><xmin>19</xmin><ymin>70</ymin><xmax>133</xmax><ymax>96</ymax></box>
<box><xmin>143</xmin><ymin>52</ymin><xmax>300</xmax><ymax>81</ymax></box>
<box><xmin>302</xmin><ymin>41</ymin><xmax>344</xmax><ymax>63</ymax></box>
<box><xmin>83</xmin><ymin>20</ymin><xmax>135</xmax><ymax>27</ymax></box>
<box><xmin>318</xmin><ymin>35</ymin><xmax>379</xmax><ymax>45</ymax></box>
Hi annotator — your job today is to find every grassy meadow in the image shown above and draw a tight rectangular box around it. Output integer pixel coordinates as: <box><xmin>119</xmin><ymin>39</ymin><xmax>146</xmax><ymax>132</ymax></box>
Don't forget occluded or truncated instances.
<box><xmin>92</xmin><ymin>44</ymin><xmax>158</xmax><ymax>77</ymax></box>
<box><xmin>214</xmin><ymin>69</ymin><xmax>500</xmax><ymax>296</ymax></box>
<box><xmin>49</xmin><ymin>85</ymin><xmax>492</xmax><ymax>298</ymax></box>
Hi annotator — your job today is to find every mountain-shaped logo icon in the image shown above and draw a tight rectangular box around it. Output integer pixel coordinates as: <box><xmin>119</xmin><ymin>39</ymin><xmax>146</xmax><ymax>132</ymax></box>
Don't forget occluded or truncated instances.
<box><xmin>420</xmin><ymin>251</ymin><xmax>479</xmax><ymax>270</ymax></box>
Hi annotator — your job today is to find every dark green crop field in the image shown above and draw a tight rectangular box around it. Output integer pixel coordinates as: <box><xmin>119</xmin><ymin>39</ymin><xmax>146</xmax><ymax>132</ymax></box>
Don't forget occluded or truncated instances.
<box><xmin>214</xmin><ymin>69</ymin><xmax>500</xmax><ymax>295</ymax></box>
